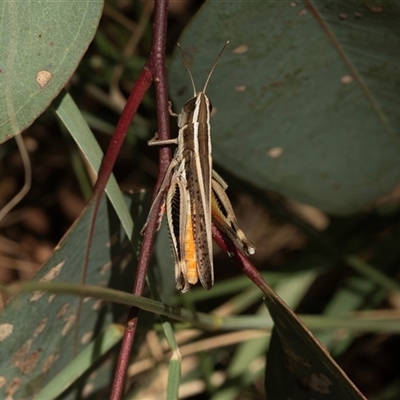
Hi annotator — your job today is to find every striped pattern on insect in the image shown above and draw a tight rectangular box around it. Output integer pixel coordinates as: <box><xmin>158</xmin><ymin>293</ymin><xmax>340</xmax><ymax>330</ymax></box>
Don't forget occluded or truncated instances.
<box><xmin>145</xmin><ymin>42</ymin><xmax>255</xmax><ymax>292</ymax></box>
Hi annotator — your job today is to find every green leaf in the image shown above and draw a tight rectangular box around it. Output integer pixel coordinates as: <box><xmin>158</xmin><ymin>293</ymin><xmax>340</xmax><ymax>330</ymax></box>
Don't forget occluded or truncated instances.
<box><xmin>54</xmin><ymin>90</ymin><xmax>134</xmax><ymax>243</ymax></box>
<box><xmin>169</xmin><ymin>1</ymin><xmax>400</xmax><ymax>215</ymax></box>
<box><xmin>264</xmin><ymin>295</ymin><xmax>366</xmax><ymax>399</ymax></box>
<box><xmin>0</xmin><ymin>0</ymin><xmax>103</xmax><ymax>141</ymax></box>
<box><xmin>0</xmin><ymin>192</ymin><xmax>144</xmax><ymax>398</ymax></box>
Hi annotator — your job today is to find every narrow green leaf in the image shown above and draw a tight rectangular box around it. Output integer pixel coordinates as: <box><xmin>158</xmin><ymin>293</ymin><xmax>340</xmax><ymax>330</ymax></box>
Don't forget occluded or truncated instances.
<box><xmin>166</xmin><ymin>354</ymin><xmax>182</xmax><ymax>400</ymax></box>
<box><xmin>346</xmin><ymin>255</ymin><xmax>400</xmax><ymax>293</ymax></box>
<box><xmin>54</xmin><ymin>90</ymin><xmax>134</xmax><ymax>241</ymax></box>
<box><xmin>148</xmin><ymin>267</ymin><xmax>181</xmax><ymax>399</ymax></box>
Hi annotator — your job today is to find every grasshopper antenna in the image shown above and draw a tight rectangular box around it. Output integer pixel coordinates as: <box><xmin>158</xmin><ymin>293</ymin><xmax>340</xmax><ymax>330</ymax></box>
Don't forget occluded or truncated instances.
<box><xmin>203</xmin><ymin>40</ymin><xmax>229</xmax><ymax>93</ymax></box>
<box><xmin>177</xmin><ymin>43</ymin><xmax>197</xmax><ymax>97</ymax></box>
<box><xmin>177</xmin><ymin>40</ymin><xmax>230</xmax><ymax>96</ymax></box>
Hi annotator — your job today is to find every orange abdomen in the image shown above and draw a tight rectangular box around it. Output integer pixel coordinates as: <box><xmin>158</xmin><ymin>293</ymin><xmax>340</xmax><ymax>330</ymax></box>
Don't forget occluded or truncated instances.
<box><xmin>185</xmin><ymin>214</ymin><xmax>198</xmax><ymax>285</ymax></box>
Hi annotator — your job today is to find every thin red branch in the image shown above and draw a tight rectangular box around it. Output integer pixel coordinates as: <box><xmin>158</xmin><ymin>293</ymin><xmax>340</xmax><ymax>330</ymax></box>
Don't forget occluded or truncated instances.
<box><xmin>110</xmin><ymin>1</ymin><xmax>171</xmax><ymax>398</ymax></box>
<box><xmin>83</xmin><ymin>66</ymin><xmax>152</xmax><ymax>283</ymax></box>
<box><xmin>212</xmin><ymin>225</ymin><xmax>270</xmax><ymax>294</ymax></box>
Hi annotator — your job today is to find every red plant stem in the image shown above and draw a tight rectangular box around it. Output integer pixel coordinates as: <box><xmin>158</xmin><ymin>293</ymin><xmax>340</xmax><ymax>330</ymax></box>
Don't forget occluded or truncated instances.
<box><xmin>212</xmin><ymin>225</ymin><xmax>269</xmax><ymax>294</ymax></box>
<box><xmin>83</xmin><ymin>66</ymin><xmax>152</xmax><ymax>281</ymax></box>
<box><xmin>93</xmin><ymin>70</ymin><xmax>153</xmax><ymax>197</ymax></box>
<box><xmin>110</xmin><ymin>1</ymin><xmax>171</xmax><ymax>398</ymax></box>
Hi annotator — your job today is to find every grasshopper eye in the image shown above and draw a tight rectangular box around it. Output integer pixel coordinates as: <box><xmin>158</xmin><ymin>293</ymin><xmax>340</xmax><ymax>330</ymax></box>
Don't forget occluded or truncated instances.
<box><xmin>208</xmin><ymin>100</ymin><xmax>213</xmax><ymax>113</ymax></box>
<box><xmin>183</xmin><ymin>97</ymin><xmax>197</xmax><ymax>114</ymax></box>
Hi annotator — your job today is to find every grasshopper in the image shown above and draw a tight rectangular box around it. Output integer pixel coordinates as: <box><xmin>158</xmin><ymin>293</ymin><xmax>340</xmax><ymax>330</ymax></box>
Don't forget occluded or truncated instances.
<box><xmin>146</xmin><ymin>42</ymin><xmax>255</xmax><ymax>292</ymax></box>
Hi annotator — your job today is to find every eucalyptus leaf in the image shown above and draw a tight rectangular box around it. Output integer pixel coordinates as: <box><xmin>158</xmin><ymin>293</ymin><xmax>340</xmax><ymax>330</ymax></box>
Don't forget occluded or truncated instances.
<box><xmin>0</xmin><ymin>0</ymin><xmax>103</xmax><ymax>140</ymax></box>
<box><xmin>169</xmin><ymin>0</ymin><xmax>400</xmax><ymax>215</ymax></box>
<box><xmin>0</xmin><ymin>192</ymin><xmax>144</xmax><ymax>398</ymax></box>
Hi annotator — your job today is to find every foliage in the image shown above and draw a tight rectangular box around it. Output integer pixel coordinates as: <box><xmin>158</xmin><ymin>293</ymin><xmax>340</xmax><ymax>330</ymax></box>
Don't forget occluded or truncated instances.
<box><xmin>1</xmin><ymin>1</ymin><xmax>400</xmax><ymax>399</ymax></box>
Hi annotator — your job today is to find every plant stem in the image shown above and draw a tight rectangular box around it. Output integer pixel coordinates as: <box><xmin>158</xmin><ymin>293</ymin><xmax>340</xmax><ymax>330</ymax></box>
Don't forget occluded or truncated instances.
<box><xmin>110</xmin><ymin>1</ymin><xmax>171</xmax><ymax>398</ymax></box>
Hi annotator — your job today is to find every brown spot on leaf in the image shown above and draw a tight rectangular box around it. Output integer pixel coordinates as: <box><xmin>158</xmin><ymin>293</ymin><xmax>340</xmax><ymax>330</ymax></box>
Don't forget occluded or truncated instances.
<box><xmin>21</xmin><ymin>349</ymin><xmax>41</xmax><ymax>374</ymax></box>
<box><xmin>34</xmin><ymin>318</ymin><xmax>48</xmax><ymax>337</ymax></box>
<box><xmin>59</xmin><ymin>305</ymin><xmax>70</xmax><ymax>319</ymax></box>
<box><xmin>107</xmin><ymin>232</ymin><xmax>119</xmax><ymax>247</ymax></box>
<box><xmin>301</xmin><ymin>373</ymin><xmax>333</xmax><ymax>394</ymax></box>
<box><xmin>82</xmin><ymin>383</ymin><xmax>95</xmax><ymax>397</ymax></box>
<box><xmin>0</xmin><ymin>323</ymin><xmax>13</xmax><ymax>342</ymax></box>
<box><xmin>30</xmin><ymin>290</ymin><xmax>45</xmax><ymax>302</ymax></box>
<box><xmin>5</xmin><ymin>377</ymin><xmax>21</xmax><ymax>396</ymax></box>
<box><xmin>100</xmin><ymin>261</ymin><xmax>112</xmax><ymax>275</ymax></box>
<box><xmin>42</xmin><ymin>353</ymin><xmax>59</xmax><ymax>373</ymax></box>
<box><xmin>267</xmin><ymin>147</ymin><xmax>283</xmax><ymax>158</ymax></box>
<box><xmin>62</xmin><ymin>314</ymin><xmax>76</xmax><ymax>336</ymax></box>
<box><xmin>368</xmin><ymin>5</ymin><xmax>383</xmax><ymax>13</ymax></box>
<box><xmin>234</xmin><ymin>85</ymin><xmax>247</xmax><ymax>92</ymax></box>
<box><xmin>30</xmin><ymin>261</ymin><xmax>65</xmax><ymax>301</ymax></box>
<box><xmin>92</xmin><ymin>299</ymin><xmax>105</xmax><ymax>311</ymax></box>
<box><xmin>81</xmin><ymin>331</ymin><xmax>93</xmax><ymax>345</ymax></box>
<box><xmin>42</xmin><ymin>261</ymin><xmax>64</xmax><ymax>281</ymax></box>
<box><xmin>13</xmin><ymin>339</ymin><xmax>32</xmax><ymax>366</ymax></box>
<box><xmin>36</xmin><ymin>70</ymin><xmax>52</xmax><ymax>88</ymax></box>
<box><xmin>232</xmin><ymin>45</ymin><xmax>248</xmax><ymax>55</ymax></box>
<box><xmin>341</xmin><ymin>75</ymin><xmax>353</xmax><ymax>84</ymax></box>
<box><xmin>282</xmin><ymin>340</ymin><xmax>311</xmax><ymax>368</ymax></box>
<box><xmin>13</xmin><ymin>339</ymin><xmax>41</xmax><ymax>373</ymax></box>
